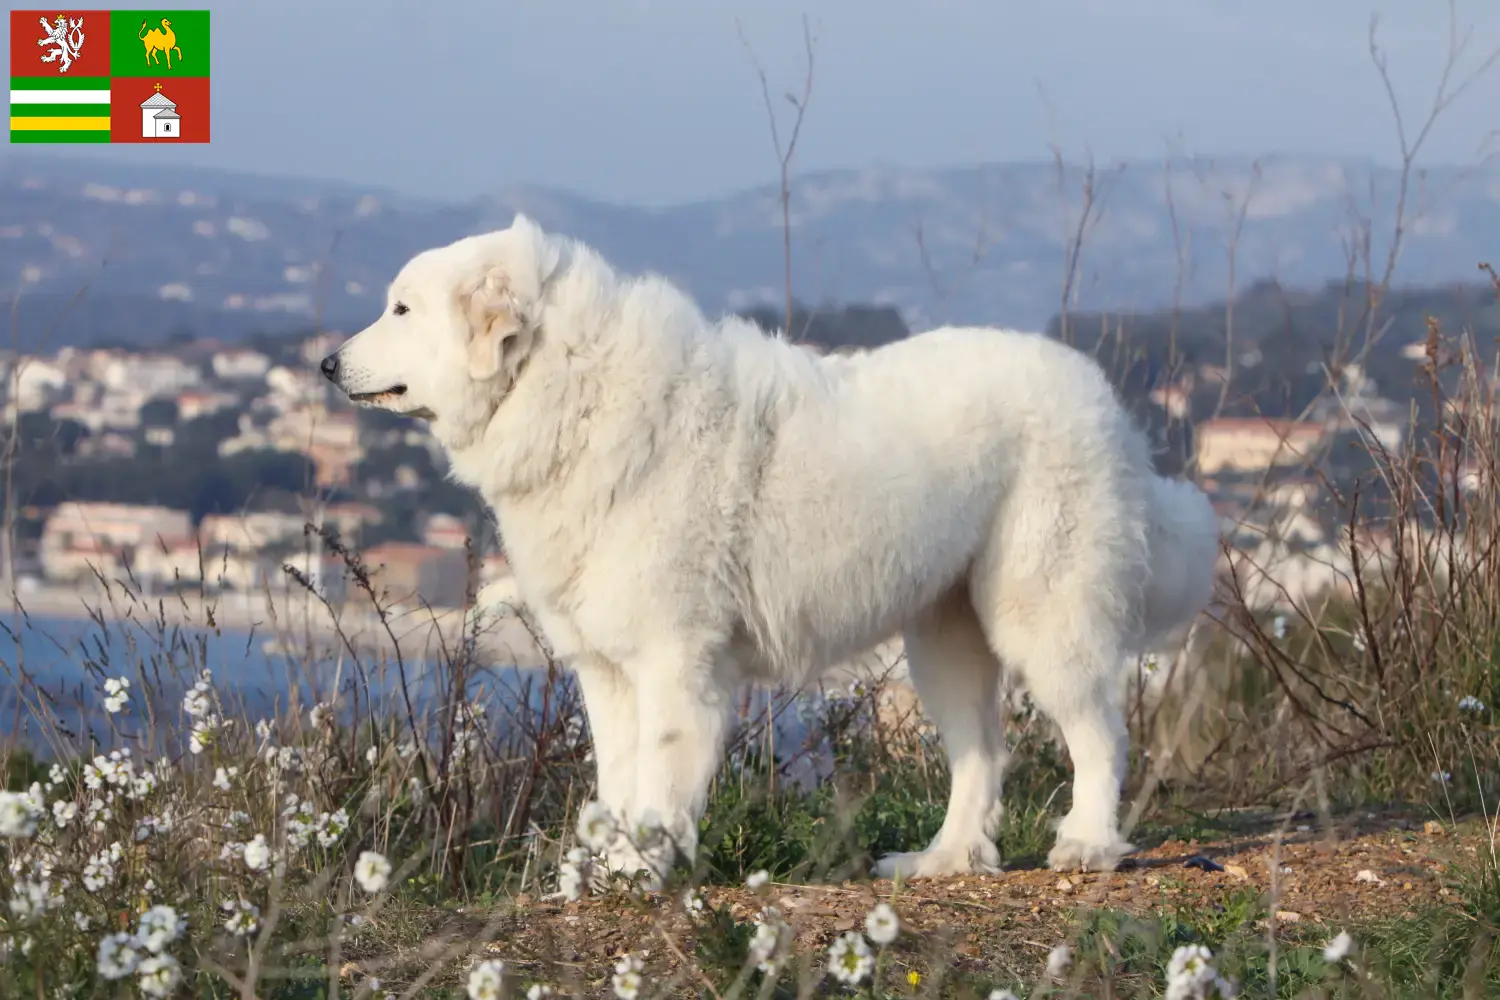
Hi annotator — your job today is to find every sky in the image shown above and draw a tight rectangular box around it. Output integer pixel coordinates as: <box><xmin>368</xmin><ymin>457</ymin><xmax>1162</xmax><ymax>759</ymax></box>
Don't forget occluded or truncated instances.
<box><xmin>8</xmin><ymin>0</ymin><xmax>1500</xmax><ymax>207</ymax></box>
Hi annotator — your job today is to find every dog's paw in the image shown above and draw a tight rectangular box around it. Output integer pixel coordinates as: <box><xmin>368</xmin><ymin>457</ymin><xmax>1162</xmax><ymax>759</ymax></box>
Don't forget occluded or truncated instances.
<box><xmin>597</xmin><ymin>842</ymin><xmax>671</xmax><ymax>893</ymax></box>
<box><xmin>1046</xmin><ymin>837</ymin><xmax>1135</xmax><ymax>873</ymax></box>
<box><xmin>873</xmin><ymin>840</ymin><xmax>1001</xmax><ymax>880</ymax></box>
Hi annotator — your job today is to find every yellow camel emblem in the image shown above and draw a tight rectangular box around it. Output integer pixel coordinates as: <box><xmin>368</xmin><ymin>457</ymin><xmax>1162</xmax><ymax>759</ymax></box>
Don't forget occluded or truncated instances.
<box><xmin>138</xmin><ymin>18</ymin><xmax>182</xmax><ymax>69</ymax></box>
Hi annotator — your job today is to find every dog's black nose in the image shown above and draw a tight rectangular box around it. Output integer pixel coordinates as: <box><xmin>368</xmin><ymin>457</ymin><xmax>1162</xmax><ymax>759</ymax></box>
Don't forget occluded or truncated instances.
<box><xmin>319</xmin><ymin>354</ymin><xmax>339</xmax><ymax>381</ymax></box>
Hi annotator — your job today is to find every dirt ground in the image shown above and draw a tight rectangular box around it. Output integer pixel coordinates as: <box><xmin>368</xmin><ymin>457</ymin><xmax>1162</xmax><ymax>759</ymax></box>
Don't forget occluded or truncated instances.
<box><xmin>346</xmin><ymin>810</ymin><xmax>1494</xmax><ymax>995</ymax></box>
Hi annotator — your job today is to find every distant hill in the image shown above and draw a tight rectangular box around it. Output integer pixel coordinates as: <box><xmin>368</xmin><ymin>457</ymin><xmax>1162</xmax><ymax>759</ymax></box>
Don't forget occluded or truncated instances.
<box><xmin>2</xmin><ymin>150</ymin><xmax>1498</xmax><ymax>350</ymax></box>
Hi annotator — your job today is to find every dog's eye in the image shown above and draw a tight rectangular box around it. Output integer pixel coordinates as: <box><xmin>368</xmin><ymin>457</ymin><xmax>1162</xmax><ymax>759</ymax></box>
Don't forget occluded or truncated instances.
<box><xmin>392</xmin><ymin>302</ymin><xmax>409</xmax><ymax>316</ymax></box>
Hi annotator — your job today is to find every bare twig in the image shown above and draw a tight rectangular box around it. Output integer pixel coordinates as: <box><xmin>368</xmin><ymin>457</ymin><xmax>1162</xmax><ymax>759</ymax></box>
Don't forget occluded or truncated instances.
<box><xmin>737</xmin><ymin>15</ymin><xmax>818</xmax><ymax>340</ymax></box>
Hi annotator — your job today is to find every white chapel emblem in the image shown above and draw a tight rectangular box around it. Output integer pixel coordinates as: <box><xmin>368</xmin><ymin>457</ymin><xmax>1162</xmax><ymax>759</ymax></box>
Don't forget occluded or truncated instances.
<box><xmin>141</xmin><ymin>83</ymin><xmax>181</xmax><ymax>138</ymax></box>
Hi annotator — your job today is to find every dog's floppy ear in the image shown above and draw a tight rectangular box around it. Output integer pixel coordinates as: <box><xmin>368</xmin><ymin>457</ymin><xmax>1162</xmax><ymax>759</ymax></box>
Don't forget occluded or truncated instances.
<box><xmin>463</xmin><ymin>269</ymin><xmax>530</xmax><ymax>383</ymax></box>
<box><xmin>463</xmin><ymin>219</ymin><xmax>561</xmax><ymax>383</ymax></box>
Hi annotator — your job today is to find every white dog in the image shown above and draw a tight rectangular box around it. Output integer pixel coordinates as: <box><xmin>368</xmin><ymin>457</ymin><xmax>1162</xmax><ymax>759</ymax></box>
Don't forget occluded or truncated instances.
<box><xmin>321</xmin><ymin>215</ymin><xmax>1220</xmax><ymax>881</ymax></box>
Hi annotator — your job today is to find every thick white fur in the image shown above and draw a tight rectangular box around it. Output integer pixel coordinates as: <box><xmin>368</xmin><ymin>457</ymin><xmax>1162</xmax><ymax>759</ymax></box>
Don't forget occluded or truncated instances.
<box><xmin>328</xmin><ymin>215</ymin><xmax>1221</xmax><ymax>882</ymax></box>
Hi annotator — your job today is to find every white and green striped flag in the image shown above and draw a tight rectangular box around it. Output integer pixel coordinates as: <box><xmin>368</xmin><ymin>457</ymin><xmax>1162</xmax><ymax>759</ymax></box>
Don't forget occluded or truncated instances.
<box><xmin>10</xmin><ymin>76</ymin><xmax>111</xmax><ymax>143</ymax></box>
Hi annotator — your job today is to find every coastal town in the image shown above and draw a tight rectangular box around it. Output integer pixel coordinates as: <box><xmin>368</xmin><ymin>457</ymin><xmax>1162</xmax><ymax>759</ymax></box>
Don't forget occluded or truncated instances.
<box><xmin>2</xmin><ymin>329</ymin><xmax>501</xmax><ymax>620</ymax></box>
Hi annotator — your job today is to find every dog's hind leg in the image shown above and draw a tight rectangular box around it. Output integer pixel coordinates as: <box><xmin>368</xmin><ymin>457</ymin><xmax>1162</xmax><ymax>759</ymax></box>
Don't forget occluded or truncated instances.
<box><xmin>873</xmin><ymin>591</ymin><xmax>1007</xmax><ymax>879</ymax></box>
<box><xmin>983</xmin><ymin>596</ymin><xmax>1135</xmax><ymax>873</ymax></box>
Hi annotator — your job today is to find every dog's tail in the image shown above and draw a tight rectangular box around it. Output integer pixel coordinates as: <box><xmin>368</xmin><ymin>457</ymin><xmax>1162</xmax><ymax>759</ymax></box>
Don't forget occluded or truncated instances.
<box><xmin>1134</xmin><ymin>474</ymin><xmax>1220</xmax><ymax>652</ymax></box>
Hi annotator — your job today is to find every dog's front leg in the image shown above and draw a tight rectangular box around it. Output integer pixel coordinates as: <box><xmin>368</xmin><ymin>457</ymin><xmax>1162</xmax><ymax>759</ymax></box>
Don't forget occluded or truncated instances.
<box><xmin>616</xmin><ymin>646</ymin><xmax>730</xmax><ymax>888</ymax></box>
<box><xmin>572</xmin><ymin>656</ymin><xmax>638</xmax><ymax>821</ymax></box>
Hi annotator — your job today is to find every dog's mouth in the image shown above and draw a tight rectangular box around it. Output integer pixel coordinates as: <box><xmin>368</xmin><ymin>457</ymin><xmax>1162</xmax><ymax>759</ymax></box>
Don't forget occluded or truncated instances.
<box><xmin>349</xmin><ymin>384</ymin><xmax>407</xmax><ymax>404</ymax></box>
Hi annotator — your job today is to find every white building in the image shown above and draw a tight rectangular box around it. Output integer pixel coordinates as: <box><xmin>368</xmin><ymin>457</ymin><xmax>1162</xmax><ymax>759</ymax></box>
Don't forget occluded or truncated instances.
<box><xmin>39</xmin><ymin>502</ymin><xmax>194</xmax><ymax>584</ymax></box>
<box><xmin>211</xmin><ymin>347</ymin><xmax>272</xmax><ymax>381</ymax></box>
<box><xmin>99</xmin><ymin>354</ymin><xmax>201</xmax><ymax>397</ymax></box>
<box><xmin>9</xmin><ymin>356</ymin><xmax>68</xmax><ymax>412</ymax></box>
<box><xmin>141</xmin><ymin>88</ymin><xmax>180</xmax><ymax>138</ymax></box>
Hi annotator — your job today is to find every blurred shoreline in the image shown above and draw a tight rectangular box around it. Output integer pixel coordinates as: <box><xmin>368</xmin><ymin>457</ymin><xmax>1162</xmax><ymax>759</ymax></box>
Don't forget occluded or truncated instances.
<box><xmin>1</xmin><ymin>582</ymin><xmax>911</xmax><ymax>690</ymax></box>
<box><xmin>1</xmin><ymin>581</ymin><xmax>554</xmax><ymax>669</ymax></box>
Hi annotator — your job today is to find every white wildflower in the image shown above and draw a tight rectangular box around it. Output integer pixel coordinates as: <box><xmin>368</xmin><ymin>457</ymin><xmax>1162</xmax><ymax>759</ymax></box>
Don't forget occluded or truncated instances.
<box><xmin>189</xmin><ymin>716</ymin><xmax>230</xmax><ymax>755</ymax></box>
<box><xmin>1165</xmin><ymin>944</ymin><xmax>1219</xmax><ymax>1000</ymax></box>
<box><xmin>0</xmin><ymin>789</ymin><xmax>41</xmax><ymax>838</ymax></box>
<box><xmin>749</xmin><ymin>907</ymin><xmax>794</xmax><ymax>974</ymax></box>
<box><xmin>316</xmin><ymin>807</ymin><xmax>351</xmax><ymax>847</ymax></box>
<box><xmin>354</xmin><ymin>851</ymin><xmax>393</xmax><ymax>893</ymax></box>
<box><xmin>182</xmin><ymin>682</ymin><xmax>212</xmax><ymax>719</ymax></box>
<box><xmin>129</xmin><ymin>764</ymin><xmax>162</xmax><ymax>800</ymax></box>
<box><xmin>680</xmin><ymin>888</ymin><xmax>704</xmax><ymax>917</ymax></box>
<box><xmin>213</xmin><ymin>766</ymin><xmax>237</xmax><ymax>791</ymax></box>
<box><xmin>136</xmin><ymin>954</ymin><xmax>182</xmax><ymax>998</ymax></box>
<box><xmin>310</xmin><ymin>702</ymin><xmax>332</xmax><ymax>728</ymax></box>
<box><xmin>746</xmin><ymin>869</ymin><xmax>771</xmax><ymax>890</ymax></box>
<box><xmin>96</xmin><ymin>932</ymin><xmax>140</xmax><ymax>980</ymax></box>
<box><xmin>1272</xmin><ymin>615</ymin><xmax>1288</xmax><ymax>640</ymax></box>
<box><xmin>467</xmin><ymin>959</ymin><xmax>505</xmax><ymax>1000</ymax></box>
<box><xmin>1324</xmin><ymin>930</ymin><xmax>1353</xmax><ymax>964</ymax></box>
<box><xmin>612</xmin><ymin>954</ymin><xmax>643</xmax><ymax>1000</ymax></box>
<box><xmin>826</xmin><ymin>931</ymin><xmax>874</xmax><ymax>985</ymax></box>
<box><xmin>526</xmin><ymin>986</ymin><xmax>555</xmax><ymax>1000</ymax></box>
<box><xmin>1458</xmin><ymin>695</ymin><xmax>1485</xmax><ymax>714</ymax></box>
<box><xmin>1432</xmin><ymin>771</ymin><xmax>1452</xmax><ymax>784</ymax></box>
<box><xmin>575</xmin><ymin>801</ymin><xmax>617</xmax><ymax>851</ymax></box>
<box><xmin>52</xmin><ymin>800</ymin><xmax>78</xmax><ymax>828</ymax></box>
<box><xmin>103</xmin><ymin>676</ymin><xmax>131</xmax><ymax>714</ymax></box>
<box><xmin>243</xmin><ymin>834</ymin><xmax>272</xmax><ymax>872</ymax></box>
<box><xmin>47</xmin><ymin>764</ymin><xmax>67</xmax><ymax>788</ymax></box>
<box><xmin>988</xmin><ymin>992</ymin><xmax>1020</xmax><ymax>1000</ymax></box>
<box><xmin>74</xmin><ymin>911</ymin><xmax>91</xmax><ymax>931</ymax></box>
<box><xmin>83</xmin><ymin>844</ymin><xmax>124</xmax><ymax>891</ymax></box>
<box><xmin>1046</xmin><ymin>943</ymin><xmax>1072</xmax><ymax>979</ymax></box>
<box><xmin>365</xmin><ymin>745</ymin><xmax>379</xmax><ymax>766</ymax></box>
<box><xmin>222</xmin><ymin>898</ymin><xmax>260</xmax><ymax>936</ymax></box>
<box><xmin>864</xmin><ymin>901</ymin><xmax>900</xmax><ymax>945</ymax></box>
<box><xmin>135</xmin><ymin>905</ymin><xmax>185</xmax><ymax>953</ymax></box>
<box><xmin>557</xmin><ymin>845</ymin><xmax>592</xmax><ymax>901</ymax></box>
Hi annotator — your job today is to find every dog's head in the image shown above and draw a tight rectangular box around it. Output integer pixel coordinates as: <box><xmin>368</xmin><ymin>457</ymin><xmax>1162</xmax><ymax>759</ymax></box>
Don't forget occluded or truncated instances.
<box><xmin>321</xmin><ymin>214</ymin><xmax>562</xmax><ymax>429</ymax></box>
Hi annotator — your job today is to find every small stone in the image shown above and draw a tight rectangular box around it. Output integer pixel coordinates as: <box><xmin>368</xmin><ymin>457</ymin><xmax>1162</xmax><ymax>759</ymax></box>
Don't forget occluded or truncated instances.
<box><xmin>1354</xmin><ymin>870</ymin><xmax>1384</xmax><ymax>885</ymax></box>
<box><xmin>1275</xmin><ymin>910</ymin><xmax>1302</xmax><ymax>922</ymax></box>
<box><xmin>1423</xmin><ymin>820</ymin><xmax>1444</xmax><ymax>836</ymax></box>
<box><xmin>1056</xmin><ymin>878</ymin><xmax>1074</xmax><ymax>892</ymax></box>
<box><xmin>1224</xmin><ymin>864</ymin><xmax>1249</xmax><ymax>881</ymax></box>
